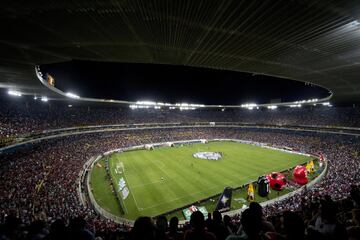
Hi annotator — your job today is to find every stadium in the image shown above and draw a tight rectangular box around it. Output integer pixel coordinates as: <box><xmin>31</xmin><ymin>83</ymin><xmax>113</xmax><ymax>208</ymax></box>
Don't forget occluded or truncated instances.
<box><xmin>0</xmin><ymin>1</ymin><xmax>360</xmax><ymax>240</ymax></box>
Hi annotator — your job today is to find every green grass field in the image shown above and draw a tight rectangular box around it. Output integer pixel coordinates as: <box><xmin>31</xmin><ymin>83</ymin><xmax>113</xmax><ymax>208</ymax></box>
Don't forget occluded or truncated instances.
<box><xmin>90</xmin><ymin>141</ymin><xmax>313</xmax><ymax>220</ymax></box>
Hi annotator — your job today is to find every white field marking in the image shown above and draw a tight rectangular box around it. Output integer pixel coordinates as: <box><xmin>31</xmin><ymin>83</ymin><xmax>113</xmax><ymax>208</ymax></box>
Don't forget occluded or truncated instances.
<box><xmin>121</xmin><ymin>155</ymin><xmax>153</xmax><ymax>211</ymax></box>
<box><xmin>114</xmin><ymin>156</ymin><xmax>142</xmax><ymax>211</ymax></box>
<box><xmin>132</xmin><ymin>156</ymin><xmax>178</xmax><ymax>188</ymax></box>
<box><xmin>136</xmin><ymin>171</ymin><xmax>263</xmax><ymax>211</ymax></box>
<box><xmin>153</xmin><ymin>159</ymin><xmax>166</xmax><ymax>169</ymax></box>
<box><xmin>135</xmin><ymin>161</ymin><xmax>306</xmax><ymax>211</ymax></box>
<box><xmin>131</xmin><ymin>179</ymin><xmax>166</xmax><ymax>188</ymax></box>
<box><xmin>123</xmin><ymin>201</ymin><xmax>128</xmax><ymax>214</ymax></box>
<box><xmin>146</xmin><ymin>155</ymin><xmax>173</xmax><ymax>181</ymax></box>
<box><xmin>137</xmin><ymin>174</ymin><xmax>259</xmax><ymax>211</ymax></box>
<box><xmin>122</xmin><ymin>151</ymin><xmax>309</xmax><ymax>211</ymax></box>
<box><xmin>120</xmin><ymin>188</ymin><xmax>128</xmax><ymax>214</ymax></box>
<box><xmin>111</xmin><ymin>158</ymin><xmax>128</xmax><ymax>214</ymax></box>
<box><xmin>130</xmin><ymin>167</ymin><xmax>229</xmax><ymax>189</ymax></box>
<box><xmin>128</xmin><ymin>153</ymin><xmax>191</xmax><ymax>211</ymax></box>
<box><xmin>130</xmin><ymin>158</ymin><xmax>297</xmax><ymax>190</ymax></box>
<box><xmin>122</xmin><ymin>167</ymin><xmax>143</xmax><ymax>211</ymax></box>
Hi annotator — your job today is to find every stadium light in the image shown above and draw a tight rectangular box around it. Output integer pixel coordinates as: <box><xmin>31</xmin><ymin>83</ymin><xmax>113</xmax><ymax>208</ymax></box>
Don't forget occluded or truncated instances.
<box><xmin>41</xmin><ymin>96</ymin><xmax>48</xmax><ymax>102</ymax></box>
<box><xmin>68</xmin><ymin>105</ymin><xmax>72</xmax><ymax>107</ymax></box>
<box><xmin>136</xmin><ymin>101</ymin><xmax>156</xmax><ymax>105</ymax></box>
<box><xmin>65</xmin><ymin>92</ymin><xmax>80</xmax><ymax>99</ymax></box>
<box><xmin>134</xmin><ymin>100</ymin><xmax>203</xmax><ymax>108</ymax></box>
<box><xmin>130</xmin><ymin>105</ymin><xmax>152</xmax><ymax>109</ymax></box>
<box><xmin>241</xmin><ymin>103</ymin><xmax>257</xmax><ymax>109</ymax></box>
<box><xmin>175</xmin><ymin>103</ymin><xmax>204</xmax><ymax>108</ymax></box>
<box><xmin>289</xmin><ymin>104</ymin><xmax>301</xmax><ymax>108</ymax></box>
<box><xmin>8</xmin><ymin>90</ymin><xmax>22</xmax><ymax>97</ymax></box>
<box><xmin>322</xmin><ymin>102</ymin><xmax>332</xmax><ymax>107</ymax></box>
<box><xmin>180</xmin><ymin>106</ymin><xmax>196</xmax><ymax>110</ymax></box>
<box><xmin>34</xmin><ymin>96</ymin><xmax>37</xmax><ymax>100</ymax></box>
<box><xmin>267</xmin><ymin>105</ymin><xmax>278</xmax><ymax>110</ymax></box>
<box><xmin>351</xmin><ymin>20</ymin><xmax>360</xmax><ymax>26</ymax></box>
<box><xmin>294</xmin><ymin>98</ymin><xmax>319</xmax><ymax>105</ymax></box>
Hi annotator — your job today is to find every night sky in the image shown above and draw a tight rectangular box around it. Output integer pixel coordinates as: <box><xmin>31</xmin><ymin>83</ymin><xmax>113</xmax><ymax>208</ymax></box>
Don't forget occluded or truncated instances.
<box><xmin>42</xmin><ymin>60</ymin><xmax>330</xmax><ymax>105</ymax></box>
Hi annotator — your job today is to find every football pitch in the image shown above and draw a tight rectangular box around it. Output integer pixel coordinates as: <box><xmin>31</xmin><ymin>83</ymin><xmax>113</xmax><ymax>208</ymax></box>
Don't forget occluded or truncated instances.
<box><xmin>90</xmin><ymin>141</ymin><xmax>312</xmax><ymax>220</ymax></box>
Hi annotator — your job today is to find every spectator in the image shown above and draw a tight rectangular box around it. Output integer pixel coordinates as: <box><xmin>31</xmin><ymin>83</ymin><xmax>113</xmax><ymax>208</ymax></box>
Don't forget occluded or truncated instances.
<box><xmin>208</xmin><ymin>210</ymin><xmax>229</xmax><ymax>240</ymax></box>
<box><xmin>249</xmin><ymin>202</ymin><xmax>275</xmax><ymax>233</ymax></box>
<box><xmin>226</xmin><ymin>209</ymin><xmax>264</xmax><ymax>240</ymax></box>
<box><xmin>68</xmin><ymin>217</ymin><xmax>95</xmax><ymax>240</ymax></box>
<box><xmin>310</xmin><ymin>198</ymin><xmax>347</xmax><ymax>240</ymax></box>
<box><xmin>223</xmin><ymin>215</ymin><xmax>236</xmax><ymax>235</ymax></box>
<box><xmin>0</xmin><ymin>119</ymin><xmax>359</xmax><ymax>239</ymax></box>
<box><xmin>44</xmin><ymin>219</ymin><xmax>68</xmax><ymax>240</ymax></box>
<box><xmin>166</xmin><ymin>217</ymin><xmax>183</xmax><ymax>240</ymax></box>
<box><xmin>347</xmin><ymin>209</ymin><xmax>360</xmax><ymax>240</ymax></box>
<box><xmin>128</xmin><ymin>216</ymin><xmax>155</xmax><ymax>240</ymax></box>
<box><xmin>155</xmin><ymin>216</ymin><xmax>168</xmax><ymax>240</ymax></box>
<box><xmin>184</xmin><ymin>211</ymin><xmax>217</xmax><ymax>240</ymax></box>
<box><xmin>282</xmin><ymin>211</ymin><xmax>305</xmax><ymax>240</ymax></box>
<box><xmin>27</xmin><ymin>220</ymin><xmax>48</xmax><ymax>240</ymax></box>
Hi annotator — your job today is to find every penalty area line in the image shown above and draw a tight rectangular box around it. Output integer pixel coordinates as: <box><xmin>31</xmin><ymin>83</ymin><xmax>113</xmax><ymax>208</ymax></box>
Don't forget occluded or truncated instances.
<box><xmin>113</xmin><ymin>156</ymin><xmax>129</xmax><ymax>214</ymax></box>
<box><xmin>122</xmin><ymin>165</ymin><xmax>143</xmax><ymax>211</ymax></box>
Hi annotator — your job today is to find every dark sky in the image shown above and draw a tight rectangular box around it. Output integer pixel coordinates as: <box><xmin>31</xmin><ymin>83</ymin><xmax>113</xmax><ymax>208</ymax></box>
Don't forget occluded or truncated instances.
<box><xmin>42</xmin><ymin>60</ymin><xmax>330</xmax><ymax>105</ymax></box>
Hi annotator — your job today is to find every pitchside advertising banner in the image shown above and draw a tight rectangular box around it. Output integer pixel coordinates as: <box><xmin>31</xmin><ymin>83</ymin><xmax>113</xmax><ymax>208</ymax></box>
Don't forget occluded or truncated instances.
<box><xmin>182</xmin><ymin>206</ymin><xmax>209</xmax><ymax>221</ymax></box>
<box><xmin>115</xmin><ymin>162</ymin><xmax>129</xmax><ymax>200</ymax></box>
<box><xmin>182</xmin><ymin>187</ymin><xmax>232</xmax><ymax>220</ymax></box>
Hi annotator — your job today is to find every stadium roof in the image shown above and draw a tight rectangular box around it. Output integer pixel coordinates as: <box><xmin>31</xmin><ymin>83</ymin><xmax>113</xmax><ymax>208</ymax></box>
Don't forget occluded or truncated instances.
<box><xmin>1</xmin><ymin>0</ymin><xmax>360</xmax><ymax>104</ymax></box>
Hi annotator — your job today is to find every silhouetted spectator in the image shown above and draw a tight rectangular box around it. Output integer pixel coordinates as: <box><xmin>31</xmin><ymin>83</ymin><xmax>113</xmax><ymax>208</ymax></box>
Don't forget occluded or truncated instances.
<box><xmin>27</xmin><ymin>220</ymin><xmax>48</xmax><ymax>240</ymax></box>
<box><xmin>155</xmin><ymin>216</ymin><xmax>168</xmax><ymax>240</ymax></box>
<box><xmin>128</xmin><ymin>216</ymin><xmax>155</xmax><ymax>240</ymax></box>
<box><xmin>0</xmin><ymin>215</ymin><xmax>23</xmax><ymax>240</ymax></box>
<box><xmin>347</xmin><ymin>209</ymin><xmax>360</xmax><ymax>240</ymax></box>
<box><xmin>224</xmin><ymin>215</ymin><xmax>236</xmax><ymax>235</ymax></box>
<box><xmin>184</xmin><ymin>211</ymin><xmax>216</xmax><ymax>240</ymax></box>
<box><xmin>226</xmin><ymin>209</ymin><xmax>264</xmax><ymax>240</ymax></box>
<box><xmin>166</xmin><ymin>217</ymin><xmax>183</xmax><ymax>240</ymax></box>
<box><xmin>282</xmin><ymin>211</ymin><xmax>305</xmax><ymax>240</ymax></box>
<box><xmin>68</xmin><ymin>217</ymin><xmax>94</xmax><ymax>240</ymax></box>
<box><xmin>312</xmin><ymin>198</ymin><xmax>347</xmax><ymax>240</ymax></box>
<box><xmin>249</xmin><ymin>202</ymin><xmax>275</xmax><ymax>233</ymax></box>
<box><xmin>205</xmin><ymin>213</ymin><xmax>212</xmax><ymax>229</ymax></box>
<box><xmin>208</xmin><ymin>210</ymin><xmax>229</xmax><ymax>240</ymax></box>
<box><xmin>44</xmin><ymin>219</ymin><xmax>67</xmax><ymax>240</ymax></box>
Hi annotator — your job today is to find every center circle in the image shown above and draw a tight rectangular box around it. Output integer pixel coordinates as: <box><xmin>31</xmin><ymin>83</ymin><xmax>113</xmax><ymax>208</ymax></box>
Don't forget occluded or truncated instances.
<box><xmin>193</xmin><ymin>152</ymin><xmax>223</xmax><ymax>161</ymax></box>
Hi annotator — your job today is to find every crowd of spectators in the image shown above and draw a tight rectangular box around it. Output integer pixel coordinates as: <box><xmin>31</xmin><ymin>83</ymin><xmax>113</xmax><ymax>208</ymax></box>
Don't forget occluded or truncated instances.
<box><xmin>0</xmin><ymin>126</ymin><xmax>359</xmax><ymax>239</ymax></box>
<box><xmin>1</xmin><ymin>96</ymin><xmax>359</xmax><ymax>140</ymax></box>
